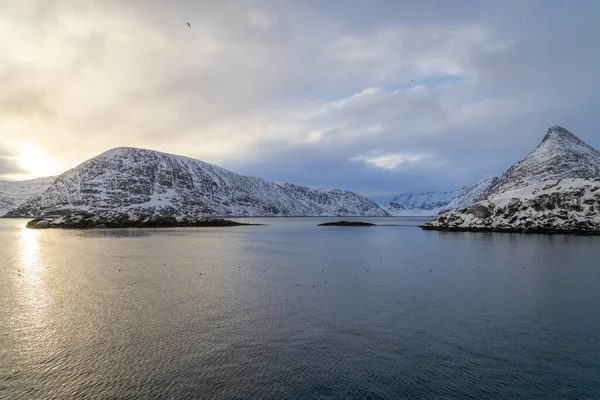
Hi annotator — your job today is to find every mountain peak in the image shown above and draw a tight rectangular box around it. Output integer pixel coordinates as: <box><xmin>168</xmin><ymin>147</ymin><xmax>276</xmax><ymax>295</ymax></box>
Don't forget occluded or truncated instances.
<box><xmin>546</xmin><ymin>125</ymin><xmax>572</xmax><ymax>136</ymax></box>
<box><xmin>540</xmin><ymin>126</ymin><xmax>586</xmax><ymax>147</ymax></box>
<box><xmin>100</xmin><ymin>147</ymin><xmax>175</xmax><ymax>158</ymax></box>
<box><xmin>486</xmin><ymin>126</ymin><xmax>600</xmax><ymax>197</ymax></box>
<box><xmin>100</xmin><ymin>146</ymin><xmax>143</xmax><ymax>155</ymax></box>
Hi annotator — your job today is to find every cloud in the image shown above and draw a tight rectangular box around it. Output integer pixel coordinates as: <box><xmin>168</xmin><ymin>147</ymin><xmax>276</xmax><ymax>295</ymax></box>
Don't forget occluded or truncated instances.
<box><xmin>351</xmin><ymin>152</ymin><xmax>431</xmax><ymax>170</ymax></box>
<box><xmin>0</xmin><ymin>154</ymin><xmax>27</xmax><ymax>179</ymax></box>
<box><xmin>328</xmin><ymin>25</ymin><xmax>497</xmax><ymax>79</ymax></box>
<box><xmin>0</xmin><ymin>0</ymin><xmax>599</xmax><ymax>196</ymax></box>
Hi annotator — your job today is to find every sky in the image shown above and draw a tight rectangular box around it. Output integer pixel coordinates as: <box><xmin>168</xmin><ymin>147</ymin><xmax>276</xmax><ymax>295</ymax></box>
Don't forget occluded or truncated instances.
<box><xmin>1</xmin><ymin>0</ymin><xmax>599</xmax><ymax>201</ymax></box>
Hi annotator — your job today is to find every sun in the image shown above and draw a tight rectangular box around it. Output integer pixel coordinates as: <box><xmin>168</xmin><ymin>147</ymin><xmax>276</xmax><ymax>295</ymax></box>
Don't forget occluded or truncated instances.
<box><xmin>17</xmin><ymin>147</ymin><xmax>61</xmax><ymax>179</ymax></box>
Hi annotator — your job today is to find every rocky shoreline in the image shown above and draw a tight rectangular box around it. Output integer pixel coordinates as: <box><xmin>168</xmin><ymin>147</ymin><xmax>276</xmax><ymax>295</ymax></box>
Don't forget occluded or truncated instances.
<box><xmin>26</xmin><ymin>212</ymin><xmax>256</xmax><ymax>229</ymax></box>
<box><xmin>420</xmin><ymin>225</ymin><xmax>600</xmax><ymax>235</ymax></box>
<box><xmin>421</xmin><ymin>178</ymin><xmax>600</xmax><ymax>236</ymax></box>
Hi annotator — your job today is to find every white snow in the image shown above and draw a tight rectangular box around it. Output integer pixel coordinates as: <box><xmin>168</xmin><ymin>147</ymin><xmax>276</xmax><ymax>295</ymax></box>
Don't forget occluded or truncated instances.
<box><xmin>440</xmin><ymin>175</ymin><xmax>498</xmax><ymax>212</ymax></box>
<box><xmin>0</xmin><ymin>177</ymin><xmax>56</xmax><ymax>216</ymax></box>
<box><xmin>381</xmin><ymin>190</ymin><xmax>457</xmax><ymax>216</ymax></box>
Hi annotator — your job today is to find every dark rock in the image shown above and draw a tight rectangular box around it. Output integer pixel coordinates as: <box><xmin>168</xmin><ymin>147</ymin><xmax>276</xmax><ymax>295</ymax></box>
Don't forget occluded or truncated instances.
<box><xmin>26</xmin><ymin>213</ymin><xmax>258</xmax><ymax>229</ymax></box>
<box><xmin>470</xmin><ymin>204</ymin><xmax>493</xmax><ymax>218</ymax></box>
<box><xmin>26</xmin><ymin>218</ymin><xmax>50</xmax><ymax>229</ymax></box>
<box><xmin>318</xmin><ymin>221</ymin><xmax>376</xmax><ymax>226</ymax></box>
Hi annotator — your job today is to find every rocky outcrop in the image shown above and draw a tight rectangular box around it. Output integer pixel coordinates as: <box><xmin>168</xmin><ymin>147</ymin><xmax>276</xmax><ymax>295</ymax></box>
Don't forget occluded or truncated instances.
<box><xmin>26</xmin><ymin>212</ymin><xmax>254</xmax><ymax>229</ymax></box>
<box><xmin>422</xmin><ymin>178</ymin><xmax>600</xmax><ymax>235</ymax></box>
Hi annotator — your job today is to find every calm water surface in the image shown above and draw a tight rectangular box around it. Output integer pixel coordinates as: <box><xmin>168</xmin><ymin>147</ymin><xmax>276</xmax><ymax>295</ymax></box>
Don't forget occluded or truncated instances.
<box><xmin>1</xmin><ymin>217</ymin><xmax>599</xmax><ymax>399</ymax></box>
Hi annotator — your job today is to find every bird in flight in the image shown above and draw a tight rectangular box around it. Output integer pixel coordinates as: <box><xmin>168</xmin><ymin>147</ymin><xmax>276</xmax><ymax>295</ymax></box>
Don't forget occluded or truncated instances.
<box><xmin>186</xmin><ymin>22</ymin><xmax>191</xmax><ymax>27</ymax></box>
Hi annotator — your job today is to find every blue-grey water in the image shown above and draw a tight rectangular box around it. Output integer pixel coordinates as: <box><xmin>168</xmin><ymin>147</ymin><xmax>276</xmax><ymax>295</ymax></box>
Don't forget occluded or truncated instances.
<box><xmin>1</xmin><ymin>217</ymin><xmax>599</xmax><ymax>399</ymax></box>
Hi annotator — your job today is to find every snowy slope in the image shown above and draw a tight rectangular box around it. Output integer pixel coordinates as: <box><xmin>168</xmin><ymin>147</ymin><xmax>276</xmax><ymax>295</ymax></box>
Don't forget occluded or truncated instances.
<box><xmin>381</xmin><ymin>190</ymin><xmax>457</xmax><ymax>216</ymax></box>
<box><xmin>0</xmin><ymin>177</ymin><xmax>56</xmax><ymax>216</ymax></box>
<box><xmin>423</xmin><ymin>178</ymin><xmax>600</xmax><ymax>234</ymax></box>
<box><xmin>440</xmin><ymin>175</ymin><xmax>499</xmax><ymax>212</ymax></box>
<box><xmin>486</xmin><ymin>126</ymin><xmax>600</xmax><ymax>197</ymax></box>
<box><xmin>6</xmin><ymin>147</ymin><xmax>389</xmax><ymax>217</ymax></box>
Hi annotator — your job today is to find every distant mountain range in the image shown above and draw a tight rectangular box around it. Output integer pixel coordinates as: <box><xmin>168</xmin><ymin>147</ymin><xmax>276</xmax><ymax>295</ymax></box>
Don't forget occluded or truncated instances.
<box><xmin>424</xmin><ymin>126</ymin><xmax>600</xmax><ymax>234</ymax></box>
<box><xmin>5</xmin><ymin>148</ymin><xmax>388</xmax><ymax>217</ymax></box>
<box><xmin>381</xmin><ymin>175</ymin><xmax>499</xmax><ymax>216</ymax></box>
<box><xmin>0</xmin><ymin>177</ymin><xmax>56</xmax><ymax>216</ymax></box>
<box><xmin>441</xmin><ymin>175</ymin><xmax>499</xmax><ymax>212</ymax></box>
<box><xmin>381</xmin><ymin>190</ymin><xmax>457</xmax><ymax>216</ymax></box>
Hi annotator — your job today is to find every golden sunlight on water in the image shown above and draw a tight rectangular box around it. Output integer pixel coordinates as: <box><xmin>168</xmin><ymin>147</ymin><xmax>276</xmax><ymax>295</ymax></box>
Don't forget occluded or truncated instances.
<box><xmin>15</xmin><ymin>227</ymin><xmax>50</xmax><ymax>344</ymax></box>
<box><xmin>18</xmin><ymin>228</ymin><xmax>42</xmax><ymax>271</ymax></box>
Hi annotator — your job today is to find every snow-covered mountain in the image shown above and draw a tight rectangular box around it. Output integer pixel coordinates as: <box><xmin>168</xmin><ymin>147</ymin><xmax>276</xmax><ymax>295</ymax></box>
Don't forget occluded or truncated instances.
<box><xmin>486</xmin><ymin>126</ymin><xmax>600</xmax><ymax>197</ymax></box>
<box><xmin>440</xmin><ymin>175</ymin><xmax>499</xmax><ymax>213</ymax></box>
<box><xmin>423</xmin><ymin>178</ymin><xmax>600</xmax><ymax>234</ymax></box>
<box><xmin>0</xmin><ymin>177</ymin><xmax>56</xmax><ymax>216</ymax></box>
<box><xmin>424</xmin><ymin>126</ymin><xmax>600</xmax><ymax>234</ymax></box>
<box><xmin>381</xmin><ymin>190</ymin><xmax>457</xmax><ymax>216</ymax></box>
<box><xmin>5</xmin><ymin>147</ymin><xmax>389</xmax><ymax>217</ymax></box>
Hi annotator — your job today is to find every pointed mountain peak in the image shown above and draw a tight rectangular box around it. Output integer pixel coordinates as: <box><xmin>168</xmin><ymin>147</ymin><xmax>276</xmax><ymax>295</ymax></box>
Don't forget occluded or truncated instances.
<box><xmin>546</xmin><ymin>125</ymin><xmax>572</xmax><ymax>136</ymax></box>
<box><xmin>535</xmin><ymin>125</ymin><xmax>596</xmax><ymax>155</ymax></box>
<box><xmin>485</xmin><ymin>126</ymin><xmax>600</xmax><ymax>197</ymax></box>
<box><xmin>540</xmin><ymin>126</ymin><xmax>583</xmax><ymax>146</ymax></box>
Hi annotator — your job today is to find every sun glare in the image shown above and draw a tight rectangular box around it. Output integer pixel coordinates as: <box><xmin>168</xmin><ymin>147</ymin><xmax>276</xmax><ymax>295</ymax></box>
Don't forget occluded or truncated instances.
<box><xmin>17</xmin><ymin>148</ymin><xmax>61</xmax><ymax>179</ymax></box>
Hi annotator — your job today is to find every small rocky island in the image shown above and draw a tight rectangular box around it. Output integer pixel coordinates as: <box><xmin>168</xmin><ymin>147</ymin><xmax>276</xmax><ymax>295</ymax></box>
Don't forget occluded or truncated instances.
<box><xmin>318</xmin><ymin>221</ymin><xmax>376</xmax><ymax>226</ymax></box>
<box><xmin>26</xmin><ymin>212</ymin><xmax>254</xmax><ymax>229</ymax></box>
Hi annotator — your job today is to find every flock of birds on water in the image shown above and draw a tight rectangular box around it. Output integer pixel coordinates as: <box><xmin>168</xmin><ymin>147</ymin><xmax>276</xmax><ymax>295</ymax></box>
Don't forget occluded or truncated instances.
<box><xmin>8</xmin><ymin>259</ymin><xmax>493</xmax><ymax>284</ymax></box>
<box><xmin>94</xmin><ymin>255</ymin><xmax>503</xmax><ymax>288</ymax></box>
<box><xmin>8</xmin><ymin>250</ymin><xmax>541</xmax><ymax>288</ymax></box>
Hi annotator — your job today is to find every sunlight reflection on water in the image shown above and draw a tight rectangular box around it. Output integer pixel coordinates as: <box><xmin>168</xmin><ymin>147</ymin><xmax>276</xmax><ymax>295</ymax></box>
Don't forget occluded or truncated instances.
<box><xmin>18</xmin><ymin>227</ymin><xmax>42</xmax><ymax>271</ymax></box>
<box><xmin>15</xmin><ymin>227</ymin><xmax>50</xmax><ymax>347</ymax></box>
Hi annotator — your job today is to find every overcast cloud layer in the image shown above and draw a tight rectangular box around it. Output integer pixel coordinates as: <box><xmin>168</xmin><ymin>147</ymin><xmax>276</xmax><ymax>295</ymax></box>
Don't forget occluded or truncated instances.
<box><xmin>1</xmin><ymin>0</ymin><xmax>599</xmax><ymax>199</ymax></box>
